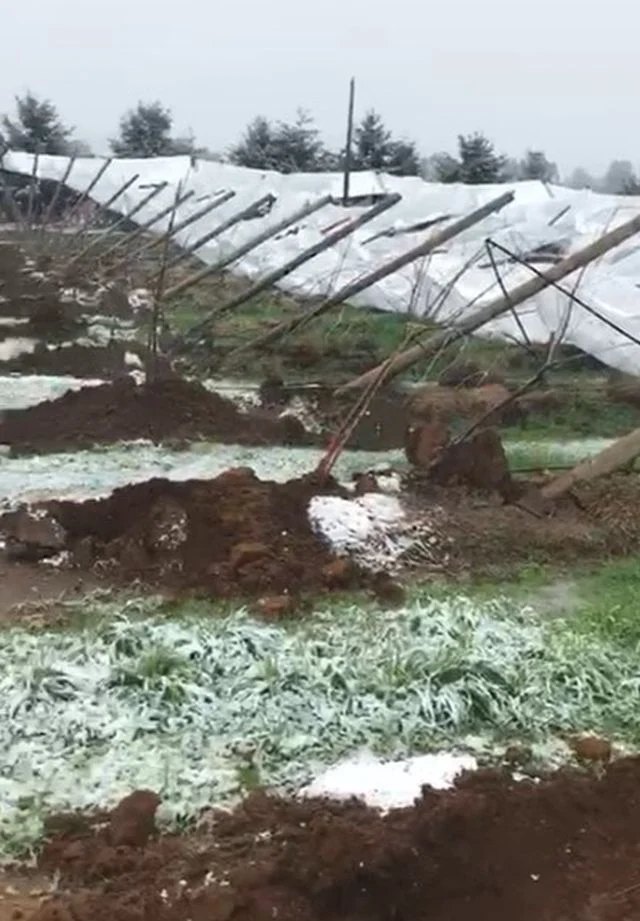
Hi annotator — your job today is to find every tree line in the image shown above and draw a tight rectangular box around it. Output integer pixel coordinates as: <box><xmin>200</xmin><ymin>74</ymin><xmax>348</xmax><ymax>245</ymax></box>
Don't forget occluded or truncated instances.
<box><xmin>1</xmin><ymin>91</ymin><xmax>639</xmax><ymax>194</ymax></box>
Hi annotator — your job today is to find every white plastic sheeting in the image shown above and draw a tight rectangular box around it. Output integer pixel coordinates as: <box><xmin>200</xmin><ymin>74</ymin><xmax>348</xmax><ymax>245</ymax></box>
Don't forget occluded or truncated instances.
<box><xmin>4</xmin><ymin>151</ymin><xmax>640</xmax><ymax>374</ymax></box>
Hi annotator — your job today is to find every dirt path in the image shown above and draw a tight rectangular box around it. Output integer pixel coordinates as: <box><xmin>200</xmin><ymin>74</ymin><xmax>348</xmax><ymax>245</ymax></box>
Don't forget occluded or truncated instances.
<box><xmin>0</xmin><ymin>559</ymin><xmax>99</xmax><ymax>626</ymax></box>
<box><xmin>0</xmin><ymin>871</ymin><xmax>52</xmax><ymax>921</ymax></box>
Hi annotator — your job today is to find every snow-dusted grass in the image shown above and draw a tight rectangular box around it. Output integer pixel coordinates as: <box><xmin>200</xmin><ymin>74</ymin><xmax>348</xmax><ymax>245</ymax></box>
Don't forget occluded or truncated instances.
<box><xmin>1</xmin><ymin>592</ymin><xmax>640</xmax><ymax>857</ymax></box>
<box><xmin>0</xmin><ymin>442</ymin><xmax>406</xmax><ymax>506</ymax></box>
<box><xmin>504</xmin><ymin>437</ymin><xmax>612</xmax><ymax>471</ymax></box>
<box><xmin>0</xmin><ymin>436</ymin><xmax>613</xmax><ymax>508</ymax></box>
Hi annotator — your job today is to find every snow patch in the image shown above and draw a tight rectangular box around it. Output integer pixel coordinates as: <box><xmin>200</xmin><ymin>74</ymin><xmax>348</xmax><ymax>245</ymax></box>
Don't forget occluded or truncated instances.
<box><xmin>301</xmin><ymin>751</ymin><xmax>477</xmax><ymax>810</ymax></box>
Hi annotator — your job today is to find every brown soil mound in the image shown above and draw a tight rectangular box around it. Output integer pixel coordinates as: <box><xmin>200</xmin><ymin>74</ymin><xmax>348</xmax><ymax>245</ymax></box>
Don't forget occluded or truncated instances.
<box><xmin>45</xmin><ymin>468</ymin><xmax>365</xmax><ymax>599</ymax></box>
<box><xmin>0</xmin><ymin>342</ymin><xmax>136</xmax><ymax>378</ymax></box>
<box><xmin>32</xmin><ymin>757</ymin><xmax>640</xmax><ymax>921</ymax></box>
<box><xmin>0</xmin><ymin>377</ymin><xmax>314</xmax><ymax>454</ymax></box>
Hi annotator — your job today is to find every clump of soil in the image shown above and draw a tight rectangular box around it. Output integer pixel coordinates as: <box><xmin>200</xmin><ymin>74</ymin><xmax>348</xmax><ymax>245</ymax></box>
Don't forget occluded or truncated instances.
<box><xmin>44</xmin><ymin>468</ymin><xmax>367</xmax><ymax>599</ymax></box>
<box><xmin>0</xmin><ymin>377</ymin><xmax>314</xmax><ymax>454</ymax></box>
<box><xmin>32</xmin><ymin>757</ymin><xmax>640</xmax><ymax>921</ymax></box>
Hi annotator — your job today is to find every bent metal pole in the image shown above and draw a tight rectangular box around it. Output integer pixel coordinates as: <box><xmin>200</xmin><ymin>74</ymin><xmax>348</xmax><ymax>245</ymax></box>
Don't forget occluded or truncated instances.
<box><xmin>336</xmin><ymin>208</ymin><xmax>640</xmax><ymax>396</ymax></box>
<box><xmin>227</xmin><ymin>190</ymin><xmax>514</xmax><ymax>362</ymax></box>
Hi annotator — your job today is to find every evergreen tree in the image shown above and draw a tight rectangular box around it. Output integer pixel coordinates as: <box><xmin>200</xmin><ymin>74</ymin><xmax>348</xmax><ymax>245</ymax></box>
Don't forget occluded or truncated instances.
<box><xmin>351</xmin><ymin>110</ymin><xmax>420</xmax><ymax>176</ymax></box>
<box><xmin>230</xmin><ymin>110</ymin><xmax>329</xmax><ymax>172</ymax></box>
<box><xmin>434</xmin><ymin>133</ymin><xmax>506</xmax><ymax>184</ymax></box>
<box><xmin>352</xmin><ymin>110</ymin><xmax>392</xmax><ymax>171</ymax></box>
<box><xmin>2</xmin><ymin>92</ymin><xmax>73</xmax><ymax>155</ymax></box>
<box><xmin>229</xmin><ymin>116</ymin><xmax>279</xmax><ymax>170</ymax></box>
<box><xmin>271</xmin><ymin>109</ymin><xmax>327</xmax><ymax>172</ymax></box>
<box><xmin>519</xmin><ymin>150</ymin><xmax>558</xmax><ymax>182</ymax></box>
<box><xmin>110</xmin><ymin>101</ymin><xmax>190</xmax><ymax>158</ymax></box>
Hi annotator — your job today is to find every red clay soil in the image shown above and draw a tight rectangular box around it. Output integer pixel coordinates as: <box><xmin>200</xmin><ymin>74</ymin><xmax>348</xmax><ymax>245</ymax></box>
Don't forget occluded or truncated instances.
<box><xmin>31</xmin><ymin>757</ymin><xmax>640</xmax><ymax>921</ymax></box>
<box><xmin>0</xmin><ymin>377</ymin><xmax>314</xmax><ymax>454</ymax></box>
<box><xmin>45</xmin><ymin>467</ymin><xmax>366</xmax><ymax>599</ymax></box>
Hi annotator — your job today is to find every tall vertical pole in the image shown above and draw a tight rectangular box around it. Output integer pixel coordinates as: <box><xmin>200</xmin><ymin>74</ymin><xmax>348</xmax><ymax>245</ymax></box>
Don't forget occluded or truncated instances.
<box><xmin>342</xmin><ymin>77</ymin><xmax>356</xmax><ymax>205</ymax></box>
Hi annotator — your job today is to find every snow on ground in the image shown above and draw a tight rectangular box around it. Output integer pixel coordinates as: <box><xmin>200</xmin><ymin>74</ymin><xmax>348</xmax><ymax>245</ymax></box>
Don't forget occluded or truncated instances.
<box><xmin>301</xmin><ymin>751</ymin><xmax>477</xmax><ymax>810</ymax></box>
<box><xmin>0</xmin><ymin>598</ymin><xmax>640</xmax><ymax>856</ymax></box>
<box><xmin>309</xmin><ymin>492</ymin><xmax>443</xmax><ymax>571</ymax></box>
<box><xmin>0</xmin><ymin>375</ymin><xmax>104</xmax><ymax>411</ymax></box>
<box><xmin>0</xmin><ymin>594</ymin><xmax>637</xmax><ymax>855</ymax></box>
<box><xmin>0</xmin><ymin>338</ymin><xmax>38</xmax><ymax>361</ymax></box>
<box><xmin>0</xmin><ymin>442</ymin><xmax>406</xmax><ymax>506</ymax></box>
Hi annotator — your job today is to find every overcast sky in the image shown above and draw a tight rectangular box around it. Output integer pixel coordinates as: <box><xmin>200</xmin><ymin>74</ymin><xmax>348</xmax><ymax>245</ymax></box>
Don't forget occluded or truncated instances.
<box><xmin>2</xmin><ymin>0</ymin><xmax>637</xmax><ymax>176</ymax></box>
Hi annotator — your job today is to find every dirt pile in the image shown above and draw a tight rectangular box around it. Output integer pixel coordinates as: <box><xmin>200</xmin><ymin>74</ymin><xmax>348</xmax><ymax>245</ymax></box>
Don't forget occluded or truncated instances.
<box><xmin>0</xmin><ymin>244</ymin><xmax>148</xmax><ymax>377</ymax></box>
<box><xmin>32</xmin><ymin>757</ymin><xmax>640</xmax><ymax>921</ymax></box>
<box><xmin>0</xmin><ymin>377</ymin><xmax>314</xmax><ymax>453</ymax></box>
<box><xmin>42</xmin><ymin>467</ymin><xmax>366</xmax><ymax>599</ymax></box>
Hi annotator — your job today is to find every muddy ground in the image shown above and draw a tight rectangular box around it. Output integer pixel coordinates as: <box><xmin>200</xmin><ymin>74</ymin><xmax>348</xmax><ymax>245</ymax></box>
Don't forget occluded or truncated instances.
<box><xmin>3</xmin><ymin>370</ymin><xmax>639</xmax><ymax>457</ymax></box>
<box><xmin>35</xmin><ymin>468</ymin><xmax>372</xmax><ymax>603</ymax></box>
<box><xmin>15</xmin><ymin>756</ymin><xmax>640</xmax><ymax>921</ymax></box>
<box><xmin>2</xmin><ymin>458</ymin><xmax>639</xmax><ymax>605</ymax></box>
<box><xmin>0</xmin><ymin>377</ymin><xmax>313</xmax><ymax>454</ymax></box>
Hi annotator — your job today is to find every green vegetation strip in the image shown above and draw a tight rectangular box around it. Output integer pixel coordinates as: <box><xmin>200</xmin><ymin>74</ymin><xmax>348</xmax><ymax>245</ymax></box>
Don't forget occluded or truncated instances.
<box><xmin>1</xmin><ymin>586</ymin><xmax>640</xmax><ymax>857</ymax></box>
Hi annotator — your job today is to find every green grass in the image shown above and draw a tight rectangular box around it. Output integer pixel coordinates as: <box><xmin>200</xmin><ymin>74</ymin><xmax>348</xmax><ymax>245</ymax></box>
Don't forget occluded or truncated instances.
<box><xmin>159</xmin><ymin>284</ymin><xmax>640</xmax><ymax>440</ymax></box>
<box><xmin>2</xmin><ymin>551</ymin><xmax>640</xmax><ymax>855</ymax></box>
<box><xmin>568</xmin><ymin>556</ymin><xmax>640</xmax><ymax>647</ymax></box>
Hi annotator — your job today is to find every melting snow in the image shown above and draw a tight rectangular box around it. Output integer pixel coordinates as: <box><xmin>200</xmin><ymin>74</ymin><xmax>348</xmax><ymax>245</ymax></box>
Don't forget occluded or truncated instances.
<box><xmin>301</xmin><ymin>752</ymin><xmax>478</xmax><ymax>810</ymax></box>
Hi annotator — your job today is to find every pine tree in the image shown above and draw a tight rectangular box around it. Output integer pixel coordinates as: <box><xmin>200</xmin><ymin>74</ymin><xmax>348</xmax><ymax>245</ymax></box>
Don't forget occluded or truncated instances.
<box><xmin>434</xmin><ymin>133</ymin><xmax>506</xmax><ymax>184</ymax></box>
<box><xmin>351</xmin><ymin>110</ymin><xmax>420</xmax><ymax>176</ymax></box>
<box><xmin>229</xmin><ymin>116</ymin><xmax>279</xmax><ymax>170</ymax></box>
<box><xmin>519</xmin><ymin>150</ymin><xmax>558</xmax><ymax>182</ymax></box>
<box><xmin>2</xmin><ymin>92</ymin><xmax>73</xmax><ymax>155</ymax></box>
<box><xmin>110</xmin><ymin>102</ymin><xmax>189</xmax><ymax>158</ymax></box>
<box><xmin>230</xmin><ymin>110</ymin><xmax>329</xmax><ymax>172</ymax></box>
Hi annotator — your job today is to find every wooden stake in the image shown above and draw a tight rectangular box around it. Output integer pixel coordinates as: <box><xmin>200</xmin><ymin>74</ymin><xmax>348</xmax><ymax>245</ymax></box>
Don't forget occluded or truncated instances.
<box><xmin>342</xmin><ymin>77</ymin><xmax>356</xmax><ymax>206</ymax></box>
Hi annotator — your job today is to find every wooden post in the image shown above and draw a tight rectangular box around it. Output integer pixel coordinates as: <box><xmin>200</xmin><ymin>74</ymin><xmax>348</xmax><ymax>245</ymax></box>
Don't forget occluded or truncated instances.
<box><xmin>336</xmin><ymin>208</ymin><xmax>640</xmax><ymax>395</ymax></box>
<box><xmin>541</xmin><ymin>428</ymin><xmax>640</xmax><ymax>500</ymax></box>
<box><xmin>98</xmin><ymin>187</ymin><xmax>195</xmax><ymax>263</ymax></box>
<box><xmin>65</xmin><ymin>180</ymin><xmax>168</xmax><ymax>268</ymax></box>
<box><xmin>164</xmin><ymin>193</ymin><xmax>276</xmax><ymax>272</ymax></box>
<box><xmin>342</xmin><ymin>77</ymin><xmax>356</xmax><ymax>206</ymax></box>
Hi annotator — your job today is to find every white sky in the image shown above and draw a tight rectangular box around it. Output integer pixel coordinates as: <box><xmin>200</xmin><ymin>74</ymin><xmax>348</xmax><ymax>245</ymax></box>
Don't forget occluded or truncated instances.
<box><xmin>2</xmin><ymin>0</ymin><xmax>638</xmax><ymax>176</ymax></box>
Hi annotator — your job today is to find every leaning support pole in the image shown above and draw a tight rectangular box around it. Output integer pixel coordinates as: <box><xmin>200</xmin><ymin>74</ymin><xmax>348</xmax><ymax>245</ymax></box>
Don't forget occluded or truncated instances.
<box><xmin>541</xmin><ymin>427</ymin><xmax>640</xmax><ymax>500</ymax></box>
<box><xmin>336</xmin><ymin>209</ymin><xmax>640</xmax><ymax>395</ymax></box>
<box><xmin>164</xmin><ymin>193</ymin><xmax>277</xmax><ymax>273</ymax></box>
<box><xmin>178</xmin><ymin>193</ymin><xmax>401</xmax><ymax>342</ymax></box>
<box><xmin>98</xmin><ymin>187</ymin><xmax>195</xmax><ymax>264</ymax></box>
<box><xmin>62</xmin><ymin>156</ymin><xmax>113</xmax><ymax>228</ymax></box>
<box><xmin>61</xmin><ymin>171</ymin><xmax>141</xmax><ymax>265</ymax></box>
<box><xmin>229</xmin><ymin>191</ymin><xmax>514</xmax><ymax>362</ymax></box>
<box><xmin>130</xmin><ymin>190</ymin><xmax>236</xmax><ymax>260</ymax></box>
<box><xmin>65</xmin><ymin>180</ymin><xmax>168</xmax><ymax>269</ymax></box>
<box><xmin>38</xmin><ymin>154</ymin><xmax>76</xmax><ymax>243</ymax></box>
<box><xmin>106</xmin><ymin>189</ymin><xmax>237</xmax><ymax>278</ymax></box>
<box><xmin>163</xmin><ymin>193</ymin><xmax>335</xmax><ymax>303</ymax></box>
